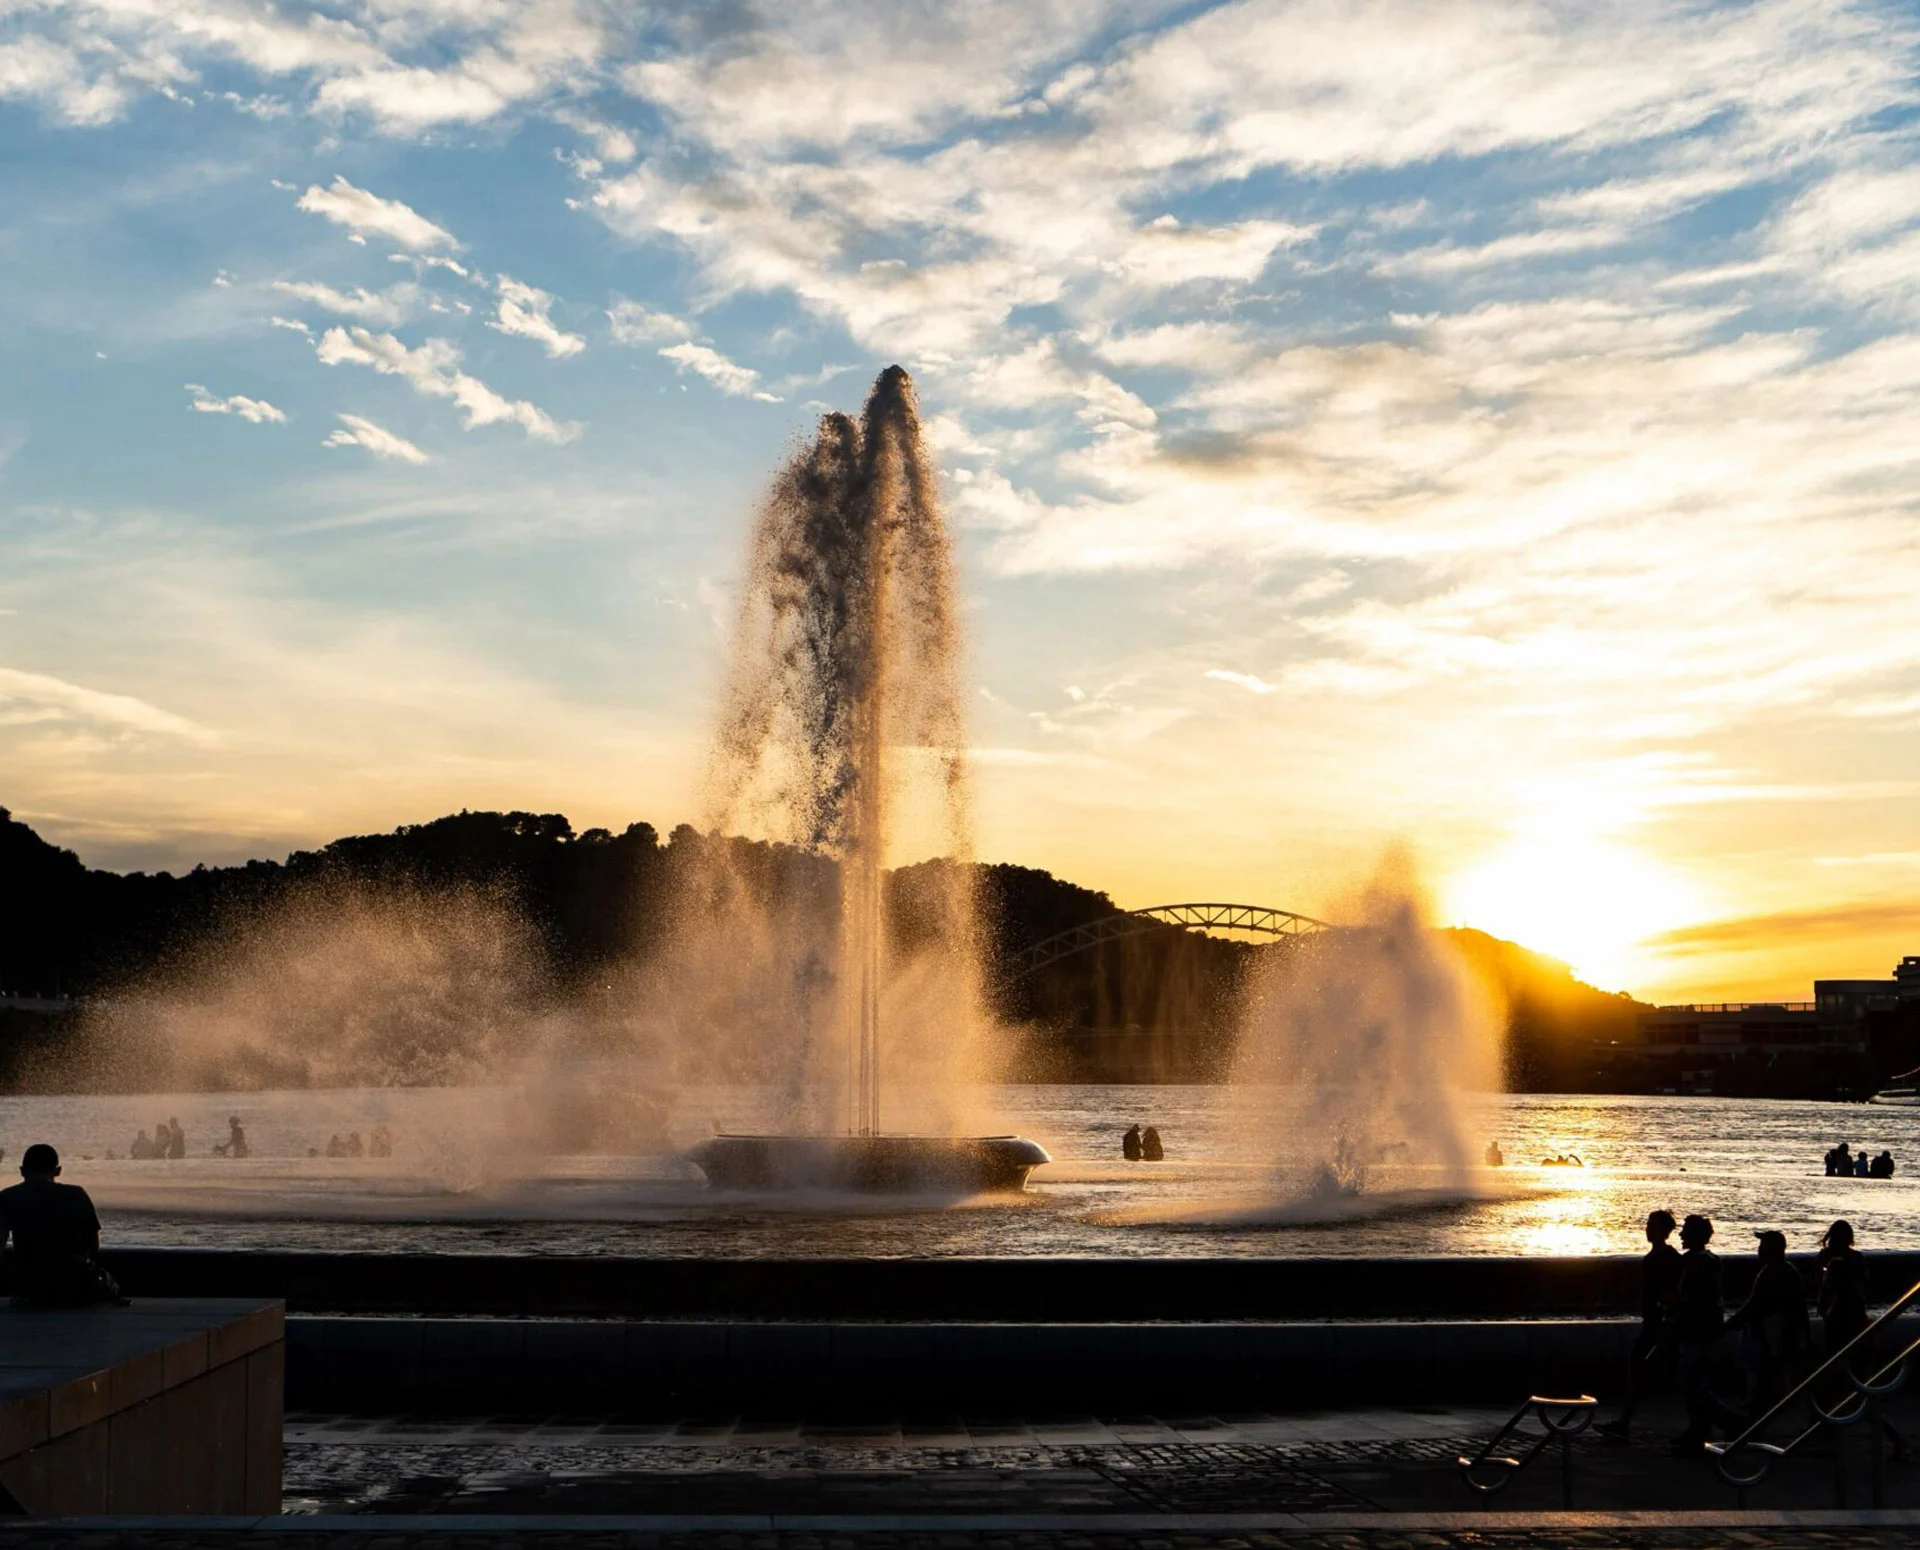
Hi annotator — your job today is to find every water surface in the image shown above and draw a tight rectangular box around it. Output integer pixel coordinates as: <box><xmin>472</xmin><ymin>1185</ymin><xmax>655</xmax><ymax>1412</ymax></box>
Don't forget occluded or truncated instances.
<box><xmin>1</xmin><ymin>1086</ymin><xmax>1911</xmax><ymax>1258</ymax></box>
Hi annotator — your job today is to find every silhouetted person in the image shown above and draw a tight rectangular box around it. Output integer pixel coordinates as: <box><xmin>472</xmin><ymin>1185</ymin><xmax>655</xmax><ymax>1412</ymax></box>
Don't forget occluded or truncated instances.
<box><xmin>1484</xmin><ymin>1140</ymin><xmax>1504</xmax><ymax>1167</ymax></box>
<box><xmin>129</xmin><ymin>1129</ymin><xmax>155</xmax><ymax>1160</ymax></box>
<box><xmin>1871</xmin><ymin>1150</ymin><xmax>1894</xmax><ymax>1178</ymax></box>
<box><xmin>347</xmin><ymin>1131</ymin><xmax>364</xmax><ymax>1158</ymax></box>
<box><xmin>1671</xmin><ymin>1213</ymin><xmax>1732</xmax><ymax>1454</ymax></box>
<box><xmin>0</xmin><ymin>1144</ymin><xmax>122</xmax><ymax>1307</ymax></box>
<box><xmin>1597</xmin><ymin>1209</ymin><xmax>1682</xmax><ymax>1442</ymax></box>
<box><xmin>1122</xmin><ymin>1125</ymin><xmax>1142</xmax><ymax>1162</ymax></box>
<box><xmin>212</xmin><ymin>1116</ymin><xmax>248</xmax><ymax>1159</ymax></box>
<box><xmin>149</xmin><ymin>1116</ymin><xmax>170</xmax><ymax>1161</ymax></box>
<box><xmin>165</xmin><ymin>1119</ymin><xmax>185</xmax><ymax>1160</ymax></box>
<box><xmin>1728</xmin><ymin>1229</ymin><xmax>1809</xmax><ymax>1421</ymax></box>
<box><xmin>1826</xmin><ymin>1141</ymin><xmax>1852</xmax><ymax>1176</ymax></box>
<box><xmin>1817</xmin><ymin>1219</ymin><xmax>1906</xmax><ymax>1458</ymax></box>
<box><xmin>325</xmin><ymin>1134</ymin><xmax>346</xmax><ymax>1158</ymax></box>
<box><xmin>1855</xmin><ymin>1149</ymin><xmax>1870</xmax><ymax>1177</ymax></box>
<box><xmin>370</xmin><ymin>1125</ymin><xmax>392</xmax><ymax>1159</ymax></box>
<box><xmin>1140</xmin><ymin>1126</ymin><xmax>1164</xmax><ymax>1162</ymax></box>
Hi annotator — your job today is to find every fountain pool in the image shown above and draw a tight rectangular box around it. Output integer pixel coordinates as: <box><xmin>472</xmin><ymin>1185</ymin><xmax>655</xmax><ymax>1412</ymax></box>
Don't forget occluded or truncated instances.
<box><xmin>5</xmin><ymin>1086</ymin><xmax>1916</xmax><ymax>1260</ymax></box>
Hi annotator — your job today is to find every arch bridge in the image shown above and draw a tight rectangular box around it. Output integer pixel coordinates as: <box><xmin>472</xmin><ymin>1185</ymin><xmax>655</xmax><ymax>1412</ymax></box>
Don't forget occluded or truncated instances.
<box><xmin>1006</xmin><ymin>902</ymin><xmax>1332</xmax><ymax>980</ymax></box>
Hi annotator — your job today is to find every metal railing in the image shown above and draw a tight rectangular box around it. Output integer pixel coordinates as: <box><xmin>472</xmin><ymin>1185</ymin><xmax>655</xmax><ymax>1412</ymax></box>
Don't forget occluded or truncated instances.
<box><xmin>1457</xmin><ymin>1394</ymin><xmax>1597</xmax><ymax>1507</ymax></box>
<box><xmin>1708</xmin><ymin>1278</ymin><xmax>1920</xmax><ymax>1505</ymax></box>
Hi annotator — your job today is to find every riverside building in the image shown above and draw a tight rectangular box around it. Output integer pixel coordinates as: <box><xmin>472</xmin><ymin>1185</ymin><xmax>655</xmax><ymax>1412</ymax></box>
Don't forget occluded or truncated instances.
<box><xmin>1634</xmin><ymin>955</ymin><xmax>1920</xmax><ymax>1095</ymax></box>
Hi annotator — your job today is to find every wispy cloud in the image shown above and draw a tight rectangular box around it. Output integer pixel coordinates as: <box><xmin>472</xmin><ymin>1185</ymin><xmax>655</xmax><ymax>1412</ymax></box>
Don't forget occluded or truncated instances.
<box><xmin>659</xmin><ymin>341</ymin><xmax>772</xmax><ymax>399</ymax></box>
<box><xmin>295</xmin><ymin>176</ymin><xmax>457</xmax><ymax>251</ymax></box>
<box><xmin>607</xmin><ymin>297</ymin><xmax>692</xmax><ymax>344</ymax></box>
<box><xmin>0</xmin><ymin>666</ymin><xmax>212</xmax><ymax>742</ymax></box>
<box><xmin>489</xmin><ymin>276</ymin><xmax>584</xmax><ymax>357</ymax></box>
<box><xmin>1204</xmin><ymin>668</ymin><xmax>1277</xmax><ymax>695</ymax></box>
<box><xmin>185</xmin><ymin>384</ymin><xmax>287</xmax><ymax>424</ymax></box>
<box><xmin>314</xmin><ymin>327</ymin><xmax>578</xmax><ymax>443</ymax></box>
<box><xmin>1651</xmin><ymin>902</ymin><xmax>1920</xmax><ymax>954</ymax></box>
<box><xmin>269</xmin><ymin>279</ymin><xmax>417</xmax><ymax>326</ymax></box>
<box><xmin>322</xmin><ymin>412</ymin><xmax>429</xmax><ymax>464</ymax></box>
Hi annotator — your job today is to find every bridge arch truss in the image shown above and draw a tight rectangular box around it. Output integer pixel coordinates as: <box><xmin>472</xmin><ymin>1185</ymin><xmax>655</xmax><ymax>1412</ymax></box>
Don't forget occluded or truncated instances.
<box><xmin>1006</xmin><ymin>902</ymin><xmax>1333</xmax><ymax>980</ymax></box>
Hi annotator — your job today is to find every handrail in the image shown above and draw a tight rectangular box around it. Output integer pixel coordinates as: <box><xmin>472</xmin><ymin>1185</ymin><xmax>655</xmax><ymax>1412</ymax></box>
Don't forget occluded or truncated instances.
<box><xmin>1457</xmin><ymin>1394</ymin><xmax>1597</xmax><ymax>1507</ymax></box>
<box><xmin>1707</xmin><ymin>1276</ymin><xmax>1920</xmax><ymax>1495</ymax></box>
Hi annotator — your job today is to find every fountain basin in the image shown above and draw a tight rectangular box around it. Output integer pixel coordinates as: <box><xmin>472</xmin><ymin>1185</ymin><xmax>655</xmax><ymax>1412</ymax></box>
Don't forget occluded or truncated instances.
<box><xmin>687</xmin><ymin>1134</ymin><xmax>1050</xmax><ymax>1194</ymax></box>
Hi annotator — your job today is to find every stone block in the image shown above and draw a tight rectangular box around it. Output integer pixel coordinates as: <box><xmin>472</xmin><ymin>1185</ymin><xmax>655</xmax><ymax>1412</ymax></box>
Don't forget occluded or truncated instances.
<box><xmin>245</xmin><ymin>1344</ymin><xmax>284</xmax><ymax>1514</ymax></box>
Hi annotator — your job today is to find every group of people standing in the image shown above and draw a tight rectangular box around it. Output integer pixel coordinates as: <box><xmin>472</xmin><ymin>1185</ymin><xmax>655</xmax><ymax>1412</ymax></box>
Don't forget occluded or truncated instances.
<box><xmin>1824</xmin><ymin>1141</ymin><xmax>1896</xmax><ymax>1178</ymax></box>
<box><xmin>128</xmin><ymin>1115</ymin><xmax>250</xmax><ymax>1159</ymax></box>
<box><xmin>127</xmin><ymin>1117</ymin><xmax>187</xmax><ymax>1159</ymax></box>
<box><xmin>1597</xmin><ymin>1209</ymin><xmax>1895</xmax><ymax>1457</ymax></box>
<box><xmin>317</xmin><ymin>1125</ymin><xmax>392</xmax><ymax>1159</ymax></box>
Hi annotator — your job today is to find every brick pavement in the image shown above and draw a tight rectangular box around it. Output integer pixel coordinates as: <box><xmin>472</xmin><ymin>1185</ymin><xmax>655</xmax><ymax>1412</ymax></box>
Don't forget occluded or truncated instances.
<box><xmin>273</xmin><ymin>1398</ymin><xmax>1920</xmax><ymax>1517</ymax></box>
<box><xmin>8</xmin><ymin>1516</ymin><xmax>1920</xmax><ymax>1548</ymax></box>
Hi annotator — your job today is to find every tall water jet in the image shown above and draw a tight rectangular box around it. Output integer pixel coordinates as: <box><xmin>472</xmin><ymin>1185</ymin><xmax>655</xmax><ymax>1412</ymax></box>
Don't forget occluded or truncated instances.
<box><xmin>683</xmin><ymin>366</ymin><xmax>1047</xmax><ymax>1191</ymax></box>
<box><xmin>1228</xmin><ymin>855</ymin><xmax>1498</xmax><ymax>1213</ymax></box>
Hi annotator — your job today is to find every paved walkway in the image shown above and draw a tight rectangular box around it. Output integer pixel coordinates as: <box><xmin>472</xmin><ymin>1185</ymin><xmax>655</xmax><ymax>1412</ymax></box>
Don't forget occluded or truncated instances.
<box><xmin>275</xmin><ymin>1399</ymin><xmax>1920</xmax><ymax>1517</ymax></box>
<box><xmin>12</xmin><ymin>1512</ymin><xmax>1920</xmax><ymax>1547</ymax></box>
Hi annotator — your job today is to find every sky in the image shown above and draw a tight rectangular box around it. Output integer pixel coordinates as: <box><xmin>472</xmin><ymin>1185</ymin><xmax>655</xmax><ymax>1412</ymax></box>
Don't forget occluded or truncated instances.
<box><xmin>3</xmin><ymin>0</ymin><xmax>1920</xmax><ymax>1002</ymax></box>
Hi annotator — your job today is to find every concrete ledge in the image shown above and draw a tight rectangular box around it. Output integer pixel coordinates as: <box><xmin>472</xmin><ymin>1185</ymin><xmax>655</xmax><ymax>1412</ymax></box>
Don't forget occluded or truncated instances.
<box><xmin>106</xmin><ymin>1247</ymin><xmax>1888</xmax><ymax>1320</ymax></box>
<box><xmin>289</xmin><ymin>1313</ymin><xmax>1644</xmax><ymax>1411</ymax></box>
<box><xmin>0</xmin><ymin>1299</ymin><xmax>283</xmax><ymax>1516</ymax></box>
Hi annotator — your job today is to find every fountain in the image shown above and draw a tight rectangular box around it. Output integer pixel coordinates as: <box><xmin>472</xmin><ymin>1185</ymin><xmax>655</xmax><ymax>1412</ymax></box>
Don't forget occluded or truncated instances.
<box><xmin>683</xmin><ymin>366</ymin><xmax>1049</xmax><ymax>1194</ymax></box>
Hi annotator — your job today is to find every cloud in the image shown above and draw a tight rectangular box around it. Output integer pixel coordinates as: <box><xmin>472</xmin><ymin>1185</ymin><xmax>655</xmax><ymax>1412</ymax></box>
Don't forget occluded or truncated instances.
<box><xmin>1651</xmin><ymin>902</ymin><xmax>1920</xmax><ymax>955</ymax></box>
<box><xmin>185</xmin><ymin>384</ymin><xmax>287</xmax><ymax>424</ymax></box>
<box><xmin>1204</xmin><ymin>668</ymin><xmax>1277</xmax><ymax>695</ymax></box>
<box><xmin>606</xmin><ymin>297</ymin><xmax>693</xmax><ymax>344</ymax></box>
<box><xmin>295</xmin><ymin>176</ymin><xmax>456</xmax><ymax>251</ymax></box>
<box><xmin>269</xmin><ymin>279</ymin><xmax>418</xmax><ymax>325</ymax></box>
<box><xmin>269</xmin><ymin>315</ymin><xmax>313</xmax><ymax>336</ymax></box>
<box><xmin>658</xmin><ymin>341</ymin><xmax>765</xmax><ymax>397</ymax></box>
<box><xmin>489</xmin><ymin>276</ymin><xmax>584</xmax><ymax>357</ymax></box>
<box><xmin>322</xmin><ymin>412</ymin><xmax>429</xmax><ymax>464</ymax></box>
<box><xmin>314</xmin><ymin>326</ymin><xmax>578</xmax><ymax>442</ymax></box>
<box><xmin>0</xmin><ymin>666</ymin><xmax>210</xmax><ymax>742</ymax></box>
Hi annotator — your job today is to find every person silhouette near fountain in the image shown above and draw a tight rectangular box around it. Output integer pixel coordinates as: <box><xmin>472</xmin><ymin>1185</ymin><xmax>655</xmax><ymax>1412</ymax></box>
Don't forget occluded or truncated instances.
<box><xmin>1123</xmin><ymin>1125</ymin><xmax>1142</xmax><ymax>1161</ymax></box>
<box><xmin>0</xmin><ymin>1144</ymin><xmax>124</xmax><ymax>1307</ymax></box>
<box><xmin>1140</xmin><ymin>1126</ymin><xmax>1164</xmax><ymax>1162</ymax></box>
<box><xmin>1670</xmin><ymin>1213</ymin><xmax>1737</xmax><ymax>1456</ymax></box>
<box><xmin>1597</xmin><ymin>1209</ymin><xmax>1682</xmax><ymax>1444</ymax></box>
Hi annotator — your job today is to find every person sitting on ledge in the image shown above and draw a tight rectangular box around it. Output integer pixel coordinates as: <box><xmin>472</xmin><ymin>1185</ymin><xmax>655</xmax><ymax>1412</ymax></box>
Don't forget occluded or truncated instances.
<box><xmin>211</xmin><ymin>1116</ymin><xmax>249</xmax><ymax>1159</ymax></box>
<box><xmin>1856</xmin><ymin>1148</ymin><xmax>1871</xmax><ymax>1177</ymax></box>
<box><xmin>1122</xmin><ymin>1124</ymin><xmax>1143</xmax><ymax>1162</ymax></box>
<box><xmin>164</xmin><ymin>1118</ymin><xmax>185</xmax><ymax>1160</ymax></box>
<box><xmin>1826</xmin><ymin>1141</ymin><xmax>1853</xmax><ymax>1176</ymax></box>
<box><xmin>129</xmin><ymin>1128</ymin><xmax>155</xmax><ymax>1160</ymax></box>
<box><xmin>370</xmin><ymin>1124</ymin><xmax>392</xmax><ymax>1159</ymax></box>
<box><xmin>1484</xmin><ymin>1140</ymin><xmax>1505</xmax><ymax>1167</ymax></box>
<box><xmin>325</xmin><ymin>1133</ymin><xmax>347</xmax><ymax>1158</ymax></box>
<box><xmin>1140</xmin><ymin>1125</ymin><xmax>1164</xmax><ymax>1162</ymax></box>
<box><xmin>1871</xmin><ymin>1150</ymin><xmax>1895</xmax><ymax>1179</ymax></box>
<box><xmin>346</xmin><ymin>1131</ymin><xmax>365</xmax><ymax>1158</ymax></box>
<box><xmin>0</xmin><ymin>1144</ymin><xmax>125</xmax><ymax>1307</ymax></box>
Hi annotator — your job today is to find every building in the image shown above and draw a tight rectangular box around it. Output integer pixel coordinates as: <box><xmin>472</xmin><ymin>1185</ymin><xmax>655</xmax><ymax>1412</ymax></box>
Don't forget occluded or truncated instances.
<box><xmin>1635</xmin><ymin>955</ymin><xmax>1918</xmax><ymax>1095</ymax></box>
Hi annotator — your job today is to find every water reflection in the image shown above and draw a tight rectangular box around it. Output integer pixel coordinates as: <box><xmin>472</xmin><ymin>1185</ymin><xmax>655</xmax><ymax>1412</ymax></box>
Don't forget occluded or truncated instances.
<box><xmin>1</xmin><ymin>1085</ymin><xmax>1914</xmax><ymax>1258</ymax></box>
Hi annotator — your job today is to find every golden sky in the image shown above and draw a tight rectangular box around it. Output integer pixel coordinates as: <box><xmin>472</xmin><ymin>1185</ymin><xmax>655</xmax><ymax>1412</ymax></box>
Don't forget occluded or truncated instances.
<box><xmin>3</xmin><ymin>0</ymin><xmax>1919</xmax><ymax>1005</ymax></box>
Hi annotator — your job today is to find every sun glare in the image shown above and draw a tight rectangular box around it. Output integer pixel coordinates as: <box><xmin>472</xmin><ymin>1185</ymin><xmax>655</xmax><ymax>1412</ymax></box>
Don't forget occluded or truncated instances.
<box><xmin>1447</xmin><ymin>824</ymin><xmax>1703</xmax><ymax>994</ymax></box>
